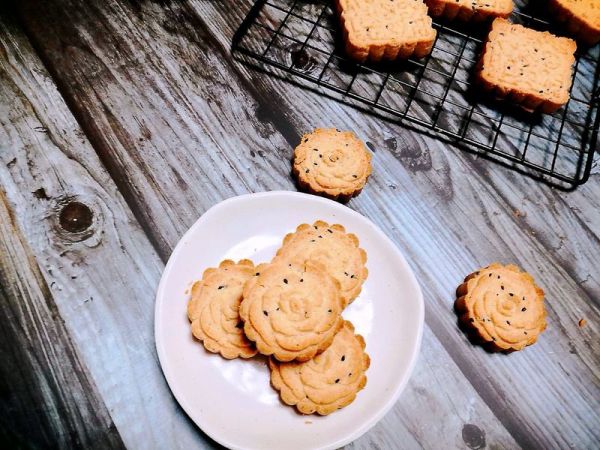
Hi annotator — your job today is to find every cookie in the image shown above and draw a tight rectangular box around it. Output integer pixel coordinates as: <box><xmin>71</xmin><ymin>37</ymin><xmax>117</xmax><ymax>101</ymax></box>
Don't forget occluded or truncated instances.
<box><xmin>455</xmin><ymin>263</ymin><xmax>547</xmax><ymax>351</ymax></box>
<box><xmin>292</xmin><ymin>128</ymin><xmax>372</xmax><ymax>202</ymax></box>
<box><xmin>239</xmin><ymin>261</ymin><xmax>344</xmax><ymax>362</ymax></box>
<box><xmin>269</xmin><ymin>321</ymin><xmax>370</xmax><ymax>415</ymax></box>
<box><xmin>187</xmin><ymin>259</ymin><xmax>257</xmax><ymax>359</ymax></box>
<box><xmin>549</xmin><ymin>0</ymin><xmax>600</xmax><ymax>46</ymax></box>
<box><xmin>476</xmin><ymin>19</ymin><xmax>577</xmax><ymax>113</ymax></box>
<box><xmin>272</xmin><ymin>221</ymin><xmax>368</xmax><ymax>306</ymax></box>
<box><xmin>425</xmin><ymin>0</ymin><xmax>512</xmax><ymax>22</ymax></box>
<box><xmin>335</xmin><ymin>0</ymin><xmax>437</xmax><ymax>62</ymax></box>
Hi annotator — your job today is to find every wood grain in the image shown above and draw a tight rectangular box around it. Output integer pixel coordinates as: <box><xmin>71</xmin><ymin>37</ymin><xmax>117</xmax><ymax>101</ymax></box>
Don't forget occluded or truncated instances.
<box><xmin>0</xmin><ymin>189</ymin><xmax>124</xmax><ymax>449</ymax></box>
<box><xmin>5</xmin><ymin>0</ymin><xmax>599</xmax><ymax>448</ymax></box>
<box><xmin>0</xmin><ymin>10</ymin><xmax>211</xmax><ymax>449</ymax></box>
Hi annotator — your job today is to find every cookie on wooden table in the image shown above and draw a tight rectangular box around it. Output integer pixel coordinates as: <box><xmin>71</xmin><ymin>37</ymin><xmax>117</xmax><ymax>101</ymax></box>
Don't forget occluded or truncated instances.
<box><xmin>455</xmin><ymin>263</ymin><xmax>547</xmax><ymax>351</ymax></box>
<box><xmin>476</xmin><ymin>19</ymin><xmax>577</xmax><ymax>113</ymax></box>
<box><xmin>425</xmin><ymin>0</ymin><xmax>513</xmax><ymax>22</ymax></box>
<box><xmin>549</xmin><ymin>0</ymin><xmax>600</xmax><ymax>46</ymax></box>
<box><xmin>293</xmin><ymin>128</ymin><xmax>372</xmax><ymax>201</ymax></box>
<box><xmin>272</xmin><ymin>220</ymin><xmax>368</xmax><ymax>306</ymax></box>
<box><xmin>187</xmin><ymin>259</ymin><xmax>257</xmax><ymax>359</ymax></box>
<box><xmin>335</xmin><ymin>0</ymin><xmax>437</xmax><ymax>62</ymax></box>
<box><xmin>239</xmin><ymin>261</ymin><xmax>344</xmax><ymax>362</ymax></box>
<box><xmin>269</xmin><ymin>320</ymin><xmax>370</xmax><ymax>415</ymax></box>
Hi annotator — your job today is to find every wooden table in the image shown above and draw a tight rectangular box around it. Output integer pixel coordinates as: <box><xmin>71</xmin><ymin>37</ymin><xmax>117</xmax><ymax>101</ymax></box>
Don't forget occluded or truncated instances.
<box><xmin>1</xmin><ymin>1</ymin><xmax>598</xmax><ymax>448</ymax></box>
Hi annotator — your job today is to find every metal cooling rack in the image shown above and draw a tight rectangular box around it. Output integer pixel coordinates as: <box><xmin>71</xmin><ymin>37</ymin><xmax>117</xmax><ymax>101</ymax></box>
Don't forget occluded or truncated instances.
<box><xmin>232</xmin><ymin>0</ymin><xmax>600</xmax><ymax>189</ymax></box>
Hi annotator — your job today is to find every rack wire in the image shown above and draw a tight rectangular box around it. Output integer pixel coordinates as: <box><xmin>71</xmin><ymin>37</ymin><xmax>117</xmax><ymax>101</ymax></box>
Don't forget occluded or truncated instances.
<box><xmin>232</xmin><ymin>0</ymin><xmax>600</xmax><ymax>188</ymax></box>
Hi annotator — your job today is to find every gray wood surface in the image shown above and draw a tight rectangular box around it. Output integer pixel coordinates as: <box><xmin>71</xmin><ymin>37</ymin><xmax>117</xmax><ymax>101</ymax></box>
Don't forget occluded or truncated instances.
<box><xmin>1</xmin><ymin>0</ymin><xmax>599</xmax><ymax>449</ymax></box>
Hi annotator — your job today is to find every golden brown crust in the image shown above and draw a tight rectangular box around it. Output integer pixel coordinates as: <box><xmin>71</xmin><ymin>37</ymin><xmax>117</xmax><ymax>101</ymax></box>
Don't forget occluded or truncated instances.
<box><xmin>336</xmin><ymin>0</ymin><xmax>436</xmax><ymax>62</ymax></box>
<box><xmin>455</xmin><ymin>263</ymin><xmax>547</xmax><ymax>352</ymax></box>
<box><xmin>187</xmin><ymin>259</ymin><xmax>257</xmax><ymax>359</ymax></box>
<box><xmin>269</xmin><ymin>321</ymin><xmax>369</xmax><ymax>415</ymax></box>
<box><xmin>273</xmin><ymin>220</ymin><xmax>368</xmax><ymax>306</ymax></box>
<box><xmin>425</xmin><ymin>0</ymin><xmax>513</xmax><ymax>22</ymax></box>
<box><xmin>239</xmin><ymin>261</ymin><xmax>344</xmax><ymax>362</ymax></box>
<box><xmin>549</xmin><ymin>0</ymin><xmax>600</xmax><ymax>46</ymax></box>
<box><xmin>293</xmin><ymin>128</ymin><xmax>372</xmax><ymax>202</ymax></box>
<box><xmin>476</xmin><ymin>19</ymin><xmax>577</xmax><ymax>114</ymax></box>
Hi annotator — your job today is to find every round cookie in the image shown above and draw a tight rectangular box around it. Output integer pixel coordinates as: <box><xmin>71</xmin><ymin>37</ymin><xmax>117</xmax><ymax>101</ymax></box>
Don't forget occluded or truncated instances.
<box><xmin>273</xmin><ymin>220</ymin><xmax>368</xmax><ymax>305</ymax></box>
<box><xmin>455</xmin><ymin>263</ymin><xmax>547</xmax><ymax>351</ymax></box>
<box><xmin>187</xmin><ymin>259</ymin><xmax>257</xmax><ymax>359</ymax></box>
<box><xmin>292</xmin><ymin>128</ymin><xmax>372</xmax><ymax>201</ymax></box>
<box><xmin>239</xmin><ymin>261</ymin><xmax>344</xmax><ymax>362</ymax></box>
<box><xmin>269</xmin><ymin>321</ymin><xmax>370</xmax><ymax>415</ymax></box>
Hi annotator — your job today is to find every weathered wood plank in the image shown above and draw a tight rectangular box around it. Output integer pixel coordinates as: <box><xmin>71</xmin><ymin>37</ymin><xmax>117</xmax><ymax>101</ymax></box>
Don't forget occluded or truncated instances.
<box><xmin>0</xmin><ymin>10</ymin><xmax>211</xmax><ymax>448</ymax></box>
<box><xmin>11</xmin><ymin>0</ymin><xmax>599</xmax><ymax>448</ymax></box>
<box><xmin>0</xmin><ymin>189</ymin><xmax>124</xmax><ymax>449</ymax></box>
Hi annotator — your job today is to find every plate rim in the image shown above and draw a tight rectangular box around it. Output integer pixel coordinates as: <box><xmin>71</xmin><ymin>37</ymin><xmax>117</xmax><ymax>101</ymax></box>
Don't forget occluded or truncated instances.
<box><xmin>155</xmin><ymin>191</ymin><xmax>424</xmax><ymax>450</ymax></box>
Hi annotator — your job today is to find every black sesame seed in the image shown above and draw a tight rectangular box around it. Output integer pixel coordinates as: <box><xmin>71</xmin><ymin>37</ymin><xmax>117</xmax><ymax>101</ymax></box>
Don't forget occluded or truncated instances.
<box><xmin>524</xmin><ymin>331</ymin><xmax>528</xmax><ymax>335</ymax></box>
<box><xmin>327</xmin><ymin>229</ymin><xmax>333</xmax><ymax>233</ymax></box>
<box><xmin>522</xmin><ymin>307</ymin><xmax>527</xmax><ymax>312</ymax></box>
<box><xmin>255</xmin><ymin>272</ymin><xmax>260</xmax><ymax>276</ymax></box>
<box><xmin>300</xmin><ymin>278</ymin><xmax>304</xmax><ymax>282</ymax></box>
<box><xmin>348</xmin><ymin>372</ymin><xmax>352</xmax><ymax>376</ymax></box>
<box><xmin>263</xmin><ymin>310</ymin><xmax>268</xmax><ymax>316</ymax></box>
<box><xmin>335</xmin><ymin>378</ymin><xmax>340</xmax><ymax>383</ymax></box>
<box><xmin>501</xmin><ymin>285</ymin><xmax>505</xmax><ymax>290</ymax></box>
<box><xmin>509</xmin><ymin>293</ymin><xmax>514</xmax><ymax>296</ymax></box>
<box><xmin>488</xmin><ymin>273</ymin><xmax>492</xmax><ymax>277</ymax></box>
<box><xmin>283</xmin><ymin>278</ymin><xmax>288</xmax><ymax>284</ymax></box>
<box><xmin>327</xmin><ymin>309</ymin><xmax>332</xmax><ymax>313</ymax></box>
<box><xmin>218</xmin><ymin>285</ymin><xmax>225</xmax><ymax>290</ymax></box>
<box><xmin>341</xmin><ymin>355</ymin><xmax>346</xmax><ymax>361</ymax></box>
<box><xmin>506</xmin><ymin>320</ymin><xmax>511</xmax><ymax>325</ymax></box>
<box><xmin>318</xmin><ymin>235</ymin><xmax>323</xmax><ymax>238</ymax></box>
<box><xmin>305</xmin><ymin>169</ymin><xmax>310</xmax><ymax>173</ymax></box>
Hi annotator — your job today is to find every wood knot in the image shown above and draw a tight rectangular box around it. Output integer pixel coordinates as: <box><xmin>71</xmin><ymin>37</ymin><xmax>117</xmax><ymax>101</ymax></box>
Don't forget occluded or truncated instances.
<box><xmin>59</xmin><ymin>202</ymin><xmax>94</xmax><ymax>233</ymax></box>
<box><xmin>462</xmin><ymin>424</ymin><xmax>486</xmax><ymax>449</ymax></box>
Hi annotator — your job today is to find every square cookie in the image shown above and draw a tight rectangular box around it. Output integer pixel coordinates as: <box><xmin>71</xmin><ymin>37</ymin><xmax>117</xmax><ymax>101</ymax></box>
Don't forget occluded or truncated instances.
<box><xmin>549</xmin><ymin>0</ymin><xmax>600</xmax><ymax>45</ymax></box>
<box><xmin>425</xmin><ymin>0</ymin><xmax>513</xmax><ymax>22</ymax></box>
<box><xmin>336</xmin><ymin>0</ymin><xmax>437</xmax><ymax>62</ymax></box>
<box><xmin>476</xmin><ymin>19</ymin><xmax>577</xmax><ymax>113</ymax></box>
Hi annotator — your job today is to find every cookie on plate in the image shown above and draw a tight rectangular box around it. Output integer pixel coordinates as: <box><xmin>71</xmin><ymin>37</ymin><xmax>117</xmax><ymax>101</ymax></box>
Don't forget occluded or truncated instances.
<box><xmin>549</xmin><ymin>0</ymin><xmax>600</xmax><ymax>46</ymax></box>
<box><xmin>269</xmin><ymin>321</ymin><xmax>370</xmax><ymax>415</ymax></box>
<box><xmin>272</xmin><ymin>220</ymin><xmax>368</xmax><ymax>306</ymax></box>
<box><xmin>476</xmin><ymin>18</ymin><xmax>577</xmax><ymax>113</ymax></box>
<box><xmin>455</xmin><ymin>263</ymin><xmax>547</xmax><ymax>351</ymax></box>
<box><xmin>425</xmin><ymin>0</ymin><xmax>512</xmax><ymax>22</ymax></box>
<box><xmin>335</xmin><ymin>0</ymin><xmax>436</xmax><ymax>62</ymax></box>
<box><xmin>293</xmin><ymin>128</ymin><xmax>372</xmax><ymax>202</ymax></box>
<box><xmin>240</xmin><ymin>261</ymin><xmax>344</xmax><ymax>362</ymax></box>
<box><xmin>187</xmin><ymin>259</ymin><xmax>257</xmax><ymax>359</ymax></box>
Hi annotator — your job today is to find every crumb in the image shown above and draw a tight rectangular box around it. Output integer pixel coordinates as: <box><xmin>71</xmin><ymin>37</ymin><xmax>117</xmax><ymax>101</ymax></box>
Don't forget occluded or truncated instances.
<box><xmin>305</xmin><ymin>420</ymin><xmax>313</xmax><ymax>425</ymax></box>
<box><xmin>514</xmin><ymin>209</ymin><xmax>527</xmax><ymax>218</ymax></box>
<box><xmin>578</xmin><ymin>318</ymin><xmax>586</xmax><ymax>328</ymax></box>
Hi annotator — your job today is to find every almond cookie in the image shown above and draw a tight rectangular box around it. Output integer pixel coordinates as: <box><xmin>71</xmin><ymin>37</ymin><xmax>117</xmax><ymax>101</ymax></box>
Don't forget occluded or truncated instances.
<box><xmin>239</xmin><ymin>261</ymin><xmax>344</xmax><ymax>362</ymax></box>
<box><xmin>336</xmin><ymin>0</ymin><xmax>436</xmax><ymax>62</ymax></box>
<box><xmin>425</xmin><ymin>0</ymin><xmax>512</xmax><ymax>22</ymax></box>
<box><xmin>273</xmin><ymin>221</ymin><xmax>368</xmax><ymax>305</ymax></box>
<box><xmin>187</xmin><ymin>259</ymin><xmax>257</xmax><ymax>359</ymax></box>
<box><xmin>476</xmin><ymin>19</ymin><xmax>576</xmax><ymax>114</ymax></box>
<box><xmin>293</xmin><ymin>128</ymin><xmax>372</xmax><ymax>202</ymax></box>
<box><xmin>269</xmin><ymin>321</ymin><xmax>370</xmax><ymax>415</ymax></box>
<box><xmin>455</xmin><ymin>263</ymin><xmax>547</xmax><ymax>351</ymax></box>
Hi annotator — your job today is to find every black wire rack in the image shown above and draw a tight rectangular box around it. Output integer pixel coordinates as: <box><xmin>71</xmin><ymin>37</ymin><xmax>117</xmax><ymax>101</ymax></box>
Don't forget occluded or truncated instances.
<box><xmin>232</xmin><ymin>0</ymin><xmax>600</xmax><ymax>189</ymax></box>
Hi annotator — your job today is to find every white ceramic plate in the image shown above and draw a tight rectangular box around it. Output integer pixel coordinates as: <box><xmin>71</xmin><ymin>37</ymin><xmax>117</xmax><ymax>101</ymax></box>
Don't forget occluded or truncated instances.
<box><xmin>155</xmin><ymin>191</ymin><xmax>423</xmax><ymax>450</ymax></box>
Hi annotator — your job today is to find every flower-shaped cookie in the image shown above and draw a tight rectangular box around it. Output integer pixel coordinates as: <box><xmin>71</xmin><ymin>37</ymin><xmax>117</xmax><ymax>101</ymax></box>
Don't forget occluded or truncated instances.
<box><xmin>240</xmin><ymin>261</ymin><xmax>344</xmax><ymax>362</ymax></box>
<box><xmin>293</xmin><ymin>128</ymin><xmax>372</xmax><ymax>201</ymax></box>
<box><xmin>187</xmin><ymin>259</ymin><xmax>257</xmax><ymax>359</ymax></box>
<box><xmin>455</xmin><ymin>263</ymin><xmax>546</xmax><ymax>351</ymax></box>
<box><xmin>273</xmin><ymin>220</ymin><xmax>368</xmax><ymax>305</ymax></box>
<box><xmin>269</xmin><ymin>321</ymin><xmax>370</xmax><ymax>415</ymax></box>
